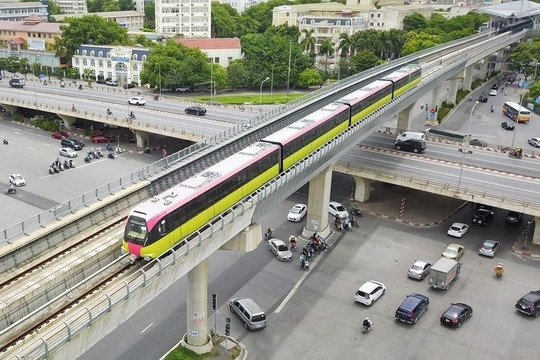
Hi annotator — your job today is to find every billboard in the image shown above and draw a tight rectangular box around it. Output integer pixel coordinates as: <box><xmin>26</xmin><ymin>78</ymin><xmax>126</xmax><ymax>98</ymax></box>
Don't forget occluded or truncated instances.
<box><xmin>28</xmin><ymin>40</ymin><xmax>46</xmax><ymax>51</ymax></box>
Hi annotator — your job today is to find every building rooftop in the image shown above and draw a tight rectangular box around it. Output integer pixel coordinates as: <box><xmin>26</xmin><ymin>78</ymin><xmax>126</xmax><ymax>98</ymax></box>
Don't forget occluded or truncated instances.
<box><xmin>0</xmin><ymin>1</ymin><xmax>45</xmax><ymax>9</ymax></box>
<box><xmin>0</xmin><ymin>20</ymin><xmax>61</xmax><ymax>33</ymax></box>
<box><xmin>53</xmin><ymin>11</ymin><xmax>144</xmax><ymax>21</ymax></box>
<box><xmin>176</xmin><ymin>38</ymin><xmax>241</xmax><ymax>50</ymax></box>
<box><xmin>274</xmin><ymin>2</ymin><xmax>368</xmax><ymax>12</ymax></box>
<box><xmin>478</xmin><ymin>0</ymin><xmax>540</xmax><ymax>18</ymax></box>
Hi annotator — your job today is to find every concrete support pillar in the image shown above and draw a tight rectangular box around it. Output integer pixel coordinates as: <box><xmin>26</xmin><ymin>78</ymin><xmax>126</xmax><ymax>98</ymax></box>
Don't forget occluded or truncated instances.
<box><xmin>353</xmin><ymin>176</ymin><xmax>371</xmax><ymax>202</ymax></box>
<box><xmin>134</xmin><ymin>130</ymin><xmax>150</xmax><ymax>148</ymax></box>
<box><xmin>0</xmin><ymin>104</ymin><xmax>17</xmax><ymax>113</ymax></box>
<box><xmin>57</xmin><ymin>115</ymin><xmax>77</xmax><ymax>130</ymax></box>
<box><xmin>220</xmin><ymin>223</ymin><xmax>262</xmax><ymax>252</ymax></box>
<box><xmin>302</xmin><ymin>166</ymin><xmax>333</xmax><ymax>239</ymax></box>
<box><xmin>396</xmin><ymin>103</ymin><xmax>414</xmax><ymax>133</ymax></box>
<box><xmin>183</xmin><ymin>260</ymin><xmax>213</xmax><ymax>353</ymax></box>
<box><xmin>430</xmin><ymin>84</ymin><xmax>443</xmax><ymax>124</ymax></box>
<box><xmin>447</xmin><ymin>77</ymin><xmax>461</xmax><ymax>104</ymax></box>
<box><xmin>479</xmin><ymin>57</ymin><xmax>489</xmax><ymax>80</ymax></box>
<box><xmin>494</xmin><ymin>51</ymin><xmax>505</xmax><ymax>72</ymax></box>
<box><xmin>463</xmin><ymin>65</ymin><xmax>474</xmax><ymax>91</ymax></box>
<box><xmin>532</xmin><ymin>217</ymin><xmax>540</xmax><ymax>246</ymax></box>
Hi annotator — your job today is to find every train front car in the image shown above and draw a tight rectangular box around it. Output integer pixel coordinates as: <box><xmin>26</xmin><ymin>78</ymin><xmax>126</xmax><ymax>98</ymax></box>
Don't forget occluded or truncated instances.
<box><xmin>122</xmin><ymin>142</ymin><xmax>281</xmax><ymax>260</ymax></box>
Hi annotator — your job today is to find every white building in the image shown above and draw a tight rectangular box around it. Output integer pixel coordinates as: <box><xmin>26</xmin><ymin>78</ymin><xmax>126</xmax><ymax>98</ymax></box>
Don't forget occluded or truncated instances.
<box><xmin>176</xmin><ymin>38</ymin><xmax>241</xmax><ymax>67</ymax></box>
<box><xmin>73</xmin><ymin>45</ymin><xmax>148</xmax><ymax>85</ymax></box>
<box><xmin>0</xmin><ymin>0</ymin><xmax>48</xmax><ymax>21</ymax></box>
<box><xmin>53</xmin><ymin>11</ymin><xmax>145</xmax><ymax>31</ymax></box>
<box><xmin>54</xmin><ymin>0</ymin><xmax>87</xmax><ymax>14</ymax></box>
<box><xmin>218</xmin><ymin>0</ymin><xmax>263</xmax><ymax>13</ymax></box>
<box><xmin>155</xmin><ymin>0</ymin><xmax>211</xmax><ymax>38</ymax></box>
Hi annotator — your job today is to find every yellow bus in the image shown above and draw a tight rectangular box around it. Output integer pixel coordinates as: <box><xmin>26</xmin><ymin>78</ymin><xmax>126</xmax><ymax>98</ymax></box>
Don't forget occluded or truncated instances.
<box><xmin>502</xmin><ymin>102</ymin><xmax>531</xmax><ymax>123</ymax></box>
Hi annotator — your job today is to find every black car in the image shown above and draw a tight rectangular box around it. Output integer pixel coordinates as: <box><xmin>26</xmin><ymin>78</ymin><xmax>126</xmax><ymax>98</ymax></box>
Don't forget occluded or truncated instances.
<box><xmin>395</xmin><ymin>293</ymin><xmax>430</xmax><ymax>324</ymax></box>
<box><xmin>515</xmin><ymin>290</ymin><xmax>540</xmax><ymax>317</ymax></box>
<box><xmin>440</xmin><ymin>303</ymin><xmax>473</xmax><ymax>327</ymax></box>
<box><xmin>492</xmin><ymin>83</ymin><xmax>499</xmax><ymax>90</ymax></box>
<box><xmin>505</xmin><ymin>211</ymin><xmax>523</xmax><ymax>224</ymax></box>
<box><xmin>469</xmin><ymin>138</ymin><xmax>488</xmax><ymax>147</ymax></box>
<box><xmin>394</xmin><ymin>139</ymin><xmax>426</xmax><ymax>153</ymax></box>
<box><xmin>123</xmin><ymin>83</ymin><xmax>135</xmax><ymax>89</ymax></box>
<box><xmin>472</xmin><ymin>208</ymin><xmax>494</xmax><ymax>227</ymax></box>
<box><xmin>501</xmin><ymin>121</ymin><xmax>515</xmax><ymax>130</ymax></box>
<box><xmin>185</xmin><ymin>106</ymin><xmax>207</xmax><ymax>116</ymax></box>
<box><xmin>479</xmin><ymin>95</ymin><xmax>488</xmax><ymax>103</ymax></box>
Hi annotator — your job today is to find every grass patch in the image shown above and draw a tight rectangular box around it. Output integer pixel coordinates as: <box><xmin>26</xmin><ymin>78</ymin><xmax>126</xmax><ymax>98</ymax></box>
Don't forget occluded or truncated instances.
<box><xmin>165</xmin><ymin>335</ymin><xmax>241</xmax><ymax>360</ymax></box>
<box><xmin>194</xmin><ymin>93</ymin><xmax>306</xmax><ymax>105</ymax></box>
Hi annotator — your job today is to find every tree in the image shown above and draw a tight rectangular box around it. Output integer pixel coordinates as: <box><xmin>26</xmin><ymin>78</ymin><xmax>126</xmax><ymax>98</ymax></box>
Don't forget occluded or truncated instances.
<box><xmin>144</xmin><ymin>2</ymin><xmax>155</xmax><ymax>30</ymax></box>
<box><xmin>401</xmin><ymin>31</ymin><xmax>442</xmax><ymax>56</ymax></box>
<box><xmin>350</xmin><ymin>50</ymin><xmax>382</xmax><ymax>73</ymax></box>
<box><xmin>227</xmin><ymin>60</ymin><xmax>250</xmax><ymax>91</ymax></box>
<box><xmin>338</xmin><ymin>33</ymin><xmax>356</xmax><ymax>58</ymax></box>
<box><xmin>118</xmin><ymin>0</ymin><xmax>135</xmax><ymax>11</ymax></box>
<box><xmin>211</xmin><ymin>3</ymin><xmax>238</xmax><ymax>38</ymax></box>
<box><xmin>387</xmin><ymin>28</ymin><xmax>405</xmax><ymax>59</ymax></box>
<box><xmin>403</xmin><ymin>13</ymin><xmax>428</xmax><ymax>32</ymax></box>
<box><xmin>318</xmin><ymin>38</ymin><xmax>334</xmax><ymax>81</ymax></box>
<box><xmin>297</xmin><ymin>68</ymin><xmax>323</xmax><ymax>88</ymax></box>
<box><xmin>300</xmin><ymin>29</ymin><xmax>316</xmax><ymax>57</ymax></box>
<box><xmin>48</xmin><ymin>0</ymin><xmax>62</xmax><ymax>15</ymax></box>
<box><xmin>237</xmin><ymin>0</ymin><xmax>289</xmax><ymax>34</ymax></box>
<box><xmin>86</xmin><ymin>0</ymin><xmax>104</xmax><ymax>13</ymax></box>
<box><xmin>58</xmin><ymin>15</ymin><xmax>130</xmax><ymax>56</ymax></box>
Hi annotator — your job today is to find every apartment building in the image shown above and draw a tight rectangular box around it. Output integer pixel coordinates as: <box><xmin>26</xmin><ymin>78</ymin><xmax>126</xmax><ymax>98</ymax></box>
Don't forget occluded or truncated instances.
<box><xmin>53</xmin><ymin>11</ymin><xmax>145</xmax><ymax>31</ymax></box>
<box><xmin>0</xmin><ymin>0</ymin><xmax>48</xmax><ymax>22</ymax></box>
<box><xmin>155</xmin><ymin>0</ymin><xmax>211</xmax><ymax>38</ymax></box>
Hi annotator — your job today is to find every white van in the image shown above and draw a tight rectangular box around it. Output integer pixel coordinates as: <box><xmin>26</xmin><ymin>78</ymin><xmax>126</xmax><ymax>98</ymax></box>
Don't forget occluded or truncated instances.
<box><xmin>396</xmin><ymin>131</ymin><xmax>426</xmax><ymax>143</ymax></box>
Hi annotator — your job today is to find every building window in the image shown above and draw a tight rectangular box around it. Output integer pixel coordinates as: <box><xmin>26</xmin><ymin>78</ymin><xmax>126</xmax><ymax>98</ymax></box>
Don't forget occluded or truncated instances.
<box><xmin>83</xmin><ymin>59</ymin><xmax>87</xmax><ymax>65</ymax></box>
<box><xmin>99</xmin><ymin>60</ymin><xmax>103</xmax><ymax>67</ymax></box>
<box><xmin>132</xmin><ymin>54</ymin><xmax>138</xmax><ymax>60</ymax></box>
<box><xmin>82</xmin><ymin>50</ymin><xmax>87</xmax><ymax>56</ymax></box>
<box><xmin>98</xmin><ymin>51</ymin><xmax>103</xmax><ymax>57</ymax></box>
<box><xmin>133</xmin><ymin>64</ymin><xmax>138</xmax><ymax>71</ymax></box>
<box><xmin>75</xmin><ymin>58</ymin><xmax>79</xmax><ymax>65</ymax></box>
<box><xmin>142</xmin><ymin>55</ymin><xmax>147</xmax><ymax>61</ymax></box>
<box><xmin>91</xmin><ymin>60</ymin><xmax>95</xmax><ymax>66</ymax></box>
<box><xmin>90</xmin><ymin>50</ymin><xmax>95</xmax><ymax>56</ymax></box>
<box><xmin>107</xmin><ymin>61</ymin><xmax>112</xmax><ymax>68</ymax></box>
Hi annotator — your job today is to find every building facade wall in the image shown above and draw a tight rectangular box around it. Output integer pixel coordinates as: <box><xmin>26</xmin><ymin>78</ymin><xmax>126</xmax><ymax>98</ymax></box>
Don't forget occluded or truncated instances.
<box><xmin>0</xmin><ymin>2</ymin><xmax>48</xmax><ymax>21</ymax></box>
<box><xmin>54</xmin><ymin>0</ymin><xmax>87</xmax><ymax>14</ymax></box>
<box><xmin>54</xmin><ymin>12</ymin><xmax>145</xmax><ymax>31</ymax></box>
<box><xmin>298</xmin><ymin>16</ymin><xmax>368</xmax><ymax>54</ymax></box>
<box><xmin>155</xmin><ymin>0</ymin><xmax>211</xmax><ymax>38</ymax></box>
<box><xmin>204</xmin><ymin>48</ymin><xmax>242</xmax><ymax>67</ymax></box>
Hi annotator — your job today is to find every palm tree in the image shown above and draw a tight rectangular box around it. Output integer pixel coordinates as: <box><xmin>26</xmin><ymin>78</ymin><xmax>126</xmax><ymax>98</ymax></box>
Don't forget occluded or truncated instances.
<box><xmin>319</xmin><ymin>38</ymin><xmax>335</xmax><ymax>82</ymax></box>
<box><xmin>338</xmin><ymin>33</ymin><xmax>356</xmax><ymax>58</ymax></box>
<box><xmin>387</xmin><ymin>29</ymin><xmax>405</xmax><ymax>59</ymax></box>
<box><xmin>300</xmin><ymin>29</ymin><xmax>316</xmax><ymax>57</ymax></box>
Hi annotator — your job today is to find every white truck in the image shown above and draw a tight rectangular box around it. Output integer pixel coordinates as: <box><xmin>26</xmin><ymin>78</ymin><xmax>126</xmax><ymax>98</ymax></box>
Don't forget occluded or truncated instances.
<box><xmin>428</xmin><ymin>257</ymin><xmax>461</xmax><ymax>290</ymax></box>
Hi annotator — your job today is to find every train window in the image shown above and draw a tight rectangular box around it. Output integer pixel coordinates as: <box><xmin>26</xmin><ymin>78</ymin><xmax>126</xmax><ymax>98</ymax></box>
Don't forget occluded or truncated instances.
<box><xmin>158</xmin><ymin>219</ymin><xmax>167</xmax><ymax>235</ymax></box>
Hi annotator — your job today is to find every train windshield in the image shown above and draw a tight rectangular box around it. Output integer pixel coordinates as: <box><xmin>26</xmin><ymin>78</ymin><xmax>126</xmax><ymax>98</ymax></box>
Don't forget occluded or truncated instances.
<box><xmin>125</xmin><ymin>216</ymin><xmax>148</xmax><ymax>245</ymax></box>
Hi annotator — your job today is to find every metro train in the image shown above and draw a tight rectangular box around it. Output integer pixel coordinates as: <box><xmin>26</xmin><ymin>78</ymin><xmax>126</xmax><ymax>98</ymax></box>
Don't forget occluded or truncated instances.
<box><xmin>122</xmin><ymin>63</ymin><xmax>421</xmax><ymax>259</ymax></box>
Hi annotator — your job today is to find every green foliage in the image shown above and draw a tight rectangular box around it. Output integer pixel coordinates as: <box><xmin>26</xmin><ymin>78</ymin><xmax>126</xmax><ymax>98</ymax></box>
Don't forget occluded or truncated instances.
<box><xmin>118</xmin><ymin>0</ymin><xmax>135</xmax><ymax>10</ymax></box>
<box><xmin>350</xmin><ymin>50</ymin><xmax>383</xmax><ymax>73</ymax></box>
<box><xmin>529</xmin><ymin>82</ymin><xmax>540</xmax><ymax>101</ymax></box>
<box><xmin>227</xmin><ymin>60</ymin><xmax>250</xmax><ymax>90</ymax></box>
<box><xmin>133</xmin><ymin>35</ymin><xmax>155</xmax><ymax>47</ymax></box>
<box><xmin>297</xmin><ymin>68</ymin><xmax>323</xmax><ymax>88</ymax></box>
<box><xmin>49</xmin><ymin>0</ymin><xmax>62</xmax><ymax>15</ymax></box>
<box><xmin>403</xmin><ymin>13</ymin><xmax>429</xmax><ymax>32</ymax></box>
<box><xmin>401</xmin><ymin>31</ymin><xmax>442</xmax><ymax>56</ymax></box>
<box><xmin>0</xmin><ymin>56</ymin><xmax>31</xmax><ymax>74</ymax></box>
<box><xmin>34</xmin><ymin>118</ymin><xmax>61</xmax><ymax>132</ymax></box>
<box><xmin>436</xmin><ymin>101</ymin><xmax>454</xmax><ymax>123</ymax></box>
<box><xmin>237</xmin><ymin>0</ymin><xmax>289</xmax><ymax>34</ymax></box>
<box><xmin>144</xmin><ymin>2</ymin><xmax>155</xmax><ymax>29</ymax></box>
<box><xmin>211</xmin><ymin>2</ymin><xmax>239</xmax><ymax>38</ymax></box>
<box><xmin>58</xmin><ymin>15</ymin><xmax>130</xmax><ymax>56</ymax></box>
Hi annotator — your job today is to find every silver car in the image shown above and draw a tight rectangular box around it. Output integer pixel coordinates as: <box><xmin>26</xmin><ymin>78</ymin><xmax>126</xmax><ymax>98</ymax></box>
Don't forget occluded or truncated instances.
<box><xmin>268</xmin><ymin>239</ymin><xmax>292</xmax><ymax>261</ymax></box>
<box><xmin>408</xmin><ymin>259</ymin><xmax>432</xmax><ymax>280</ymax></box>
<box><xmin>478</xmin><ymin>240</ymin><xmax>500</xmax><ymax>257</ymax></box>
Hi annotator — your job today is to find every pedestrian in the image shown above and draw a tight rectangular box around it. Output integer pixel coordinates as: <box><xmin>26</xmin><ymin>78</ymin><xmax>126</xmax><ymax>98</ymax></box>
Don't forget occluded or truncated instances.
<box><xmin>420</xmin><ymin>104</ymin><xmax>424</xmax><ymax>110</ymax></box>
<box><xmin>505</xmin><ymin>90</ymin><xmax>508</xmax><ymax>96</ymax></box>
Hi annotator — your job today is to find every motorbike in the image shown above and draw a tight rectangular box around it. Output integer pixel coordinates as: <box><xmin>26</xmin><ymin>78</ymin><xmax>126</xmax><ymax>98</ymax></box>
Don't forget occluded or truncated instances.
<box><xmin>508</xmin><ymin>149</ymin><xmax>523</xmax><ymax>159</ymax></box>
<box><xmin>3</xmin><ymin>139</ymin><xmax>8</xmax><ymax>145</ymax></box>
<box><xmin>69</xmin><ymin>160</ymin><xmax>75</xmax><ymax>168</ymax></box>
<box><xmin>58</xmin><ymin>162</ymin><xmax>64</xmax><ymax>171</ymax></box>
<box><xmin>351</xmin><ymin>205</ymin><xmax>362</xmax><ymax>217</ymax></box>
<box><xmin>78</xmin><ymin>84</ymin><xmax>83</xmax><ymax>90</ymax></box>
<box><xmin>49</xmin><ymin>166</ymin><xmax>55</xmax><ymax>174</ymax></box>
<box><xmin>5</xmin><ymin>187</ymin><xmax>17</xmax><ymax>195</ymax></box>
<box><xmin>300</xmin><ymin>254</ymin><xmax>310</xmax><ymax>270</ymax></box>
<box><xmin>264</xmin><ymin>228</ymin><xmax>273</xmax><ymax>240</ymax></box>
<box><xmin>63</xmin><ymin>160</ymin><xmax>70</xmax><ymax>169</ymax></box>
<box><xmin>129</xmin><ymin>112</ymin><xmax>136</xmax><ymax>120</ymax></box>
<box><xmin>106</xmin><ymin>109</ymin><xmax>112</xmax><ymax>116</ymax></box>
<box><xmin>362</xmin><ymin>324</ymin><xmax>372</xmax><ymax>334</ymax></box>
<box><xmin>334</xmin><ymin>217</ymin><xmax>343</xmax><ymax>231</ymax></box>
<box><xmin>342</xmin><ymin>217</ymin><xmax>352</xmax><ymax>231</ymax></box>
<box><xmin>115</xmin><ymin>146</ymin><xmax>123</xmax><ymax>154</ymax></box>
<box><xmin>84</xmin><ymin>155</ymin><xmax>91</xmax><ymax>163</ymax></box>
<box><xmin>288</xmin><ymin>235</ymin><xmax>297</xmax><ymax>251</ymax></box>
<box><xmin>108</xmin><ymin>151</ymin><xmax>115</xmax><ymax>159</ymax></box>
<box><xmin>490</xmin><ymin>106</ymin><xmax>495</xmax><ymax>113</ymax></box>
<box><xmin>52</xmin><ymin>164</ymin><xmax>59</xmax><ymax>173</ymax></box>
<box><xmin>494</xmin><ymin>263</ymin><xmax>504</xmax><ymax>278</ymax></box>
<box><xmin>350</xmin><ymin>216</ymin><xmax>359</xmax><ymax>228</ymax></box>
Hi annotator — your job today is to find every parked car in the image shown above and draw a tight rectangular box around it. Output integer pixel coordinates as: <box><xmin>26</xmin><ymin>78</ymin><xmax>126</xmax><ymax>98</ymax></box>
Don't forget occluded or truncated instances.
<box><xmin>505</xmin><ymin>211</ymin><xmax>523</xmax><ymax>224</ymax></box>
<box><xmin>185</xmin><ymin>106</ymin><xmax>207</xmax><ymax>116</ymax></box>
<box><xmin>123</xmin><ymin>83</ymin><xmax>135</xmax><ymax>89</ymax></box>
<box><xmin>472</xmin><ymin>208</ymin><xmax>494</xmax><ymax>226</ymax></box>
<box><xmin>528</xmin><ymin>137</ymin><xmax>540</xmax><ymax>147</ymax></box>
<box><xmin>354</xmin><ymin>280</ymin><xmax>386</xmax><ymax>306</ymax></box>
<box><xmin>175</xmin><ymin>87</ymin><xmax>190</xmax><ymax>92</ymax></box>
<box><xmin>395</xmin><ymin>293</ymin><xmax>430</xmax><ymax>324</ymax></box>
<box><xmin>287</xmin><ymin>204</ymin><xmax>307</xmax><ymax>222</ymax></box>
<box><xmin>469</xmin><ymin>138</ymin><xmax>487</xmax><ymax>147</ymax></box>
<box><xmin>501</xmin><ymin>121</ymin><xmax>515</xmax><ymax>130</ymax></box>
<box><xmin>478</xmin><ymin>240</ymin><xmax>500</xmax><ymax>257</ymax></box>
<box><xmin>51</xmin><ymin>131</ymin><xmax>69</xmax><ymax>140</ymax></box>
<box><xmin>489</xmin><ymin>89</ymin><xmax>497</xmax><ymax>96</ymax></box>
<box><xmin>515</xmin><ymin>290</ymin><xmax>540</xmax><ymax>317</ymax></box>
<box><xmin>447</xmin><ymin>223</ymin><xmax>469</xmax><ymax>238</ymax></box>
<box><xmin>440</xmin><ymin>303</ymin><xmax>473</xmax><ymax>328</ymax></box>
<box><xmin>394</xmin><ymin>139</ymin><xmax>426</xmax><ymax>153</ymax></box>
<box><xmin>96</xmin><ymin>78</ymin><xmax>107</xmax><ymax>84</ymax></box>
<box><xmin>105</xmin><ymin>80</ymin><xmax>118</xmax><ymax>86</ymax></box>
<box><xmin>59</xmin><ymin>147</ymin><xmax>77</xmax><ymax>158</ymax></box>
<box><xmin>408</xmin><ymin>259</ymin><xmax>432</xmax><ymax>280</ymax></box>
<box><xmin>229</xmin><ymin>297</ymin><xmax>267</xmax><ymax>330</ymax></box>
<box><xmin>268</xmin><ymin>239</ymin><xmax>292</xmax><ymax>261</ymax></box>
<box><xmin>442</xmin><ymin>243</ymin><xmax>465</xmax><ymax>260</ymax></box>
<box><xmin>492</xmin><ymin>83</ymin><xmax>499</xmax><ymax>90</ymax></box>
<box><xmin>128</xmin><ymin>96</ymin><xmax>146</xmax><ymax>106</ymax></box>
<box><xmin>328</xmin><ymin>201</ymin><xmax>349</xmax><ymax>219</ymax></box>
<box><xmin>91</xmin><ymin>135</ymin><xmax>111</xmax><ymax>143</ymax></box>
<box><xmin>9</xmin><ymin>173</ymin><xmax>26</xmax><ymax>187</ymax></box>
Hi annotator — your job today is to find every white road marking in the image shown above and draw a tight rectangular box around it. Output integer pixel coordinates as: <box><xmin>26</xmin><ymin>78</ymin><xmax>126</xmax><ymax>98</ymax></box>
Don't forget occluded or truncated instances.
<box><xmin>275</xmin><ymin>267</ymin><xmax>311</xmax><ymax>314</ymax></box>
<box><xmin>140</xmin><ymin>323</ymin><xmax>153</xmax><ymax>334</ymax></box>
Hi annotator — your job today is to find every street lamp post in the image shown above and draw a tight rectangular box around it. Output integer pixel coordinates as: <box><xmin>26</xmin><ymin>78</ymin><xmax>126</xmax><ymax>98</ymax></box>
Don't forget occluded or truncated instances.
<box><xmin>260</xmin><ymin>77</ymin><xmax>270</xmax><ymax>112</ymax></box>
<box><xmin>511</xmin><ymin>91</ymin><xmax>526</xmax><ymax>149</ymax></box>
<box><xmin>457</xmin><ymin>101</ymin><xmax>479</xmax><ymax>193</ymax></box>
<box><xmin>287</xmin><ymin>41</ymin><xmax>292</xmax><ymax>99</ymax></box>
<box><xmin>158</xmin><ymin>63</ymin><xmax>162</xmax><ymax>97</ymax></box>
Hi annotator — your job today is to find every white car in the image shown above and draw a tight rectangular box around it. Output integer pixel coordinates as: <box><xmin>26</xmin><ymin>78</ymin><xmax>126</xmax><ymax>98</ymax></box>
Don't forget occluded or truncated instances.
<box><xmin>128</xmin><ymin>96</ymin><xmax>146</xmax><ymax>106</ymax></box>
<box><xmin>329</xmin><ymin>201</ymin><xmax>349</xmax><ymax>219</ymax></box>
<box><xmin>447</xmin><ymin>222</ymin><xmax>469</xmax><ymax>238</ymax></box>
<box><xmin>354</xmin><ymin>280</ymin><xmax>386</xmax><ymax>306</ymax></box>
<box><xmin>59</xmin><ymin>147</ymin><xmax>77</xmax><ymax>158</ymax></box>
<box><xmin>9</xmin><ymin>173</ymin><xmax>26</xmax><ymax>187</ymax></box>
<box><xmin>268</xmin><ymin>239</ymin><xmax>292</xmax><ymax>261</ymax></box>
<box><xmin>528</xmin><ymin>137</ymin><xmax>540</xmax><ymax>148</ymax></box>
<box><xmin>489</xmin><ymin>89</ymin><xmax>497</xmax><ymax>96</ymax></box>
<box><xmin>287</xmin><ymin>204</ymin><xmax>307</xmax><ymax>222</ymax></box>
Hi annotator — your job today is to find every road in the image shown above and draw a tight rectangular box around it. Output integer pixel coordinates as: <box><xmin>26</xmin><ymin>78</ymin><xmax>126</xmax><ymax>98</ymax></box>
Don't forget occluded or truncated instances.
<box><xmin>77</xmin><ymin>173</ymin><xmax>540</xmax><ymax>360</ymax></box>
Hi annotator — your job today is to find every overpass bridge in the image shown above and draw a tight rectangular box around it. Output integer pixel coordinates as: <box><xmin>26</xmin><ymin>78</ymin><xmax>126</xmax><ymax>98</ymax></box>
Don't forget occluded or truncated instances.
<box><xmin>1</xmin><ymin>29</ymin><xmax>536</xmax><ymax>359</ymax></box>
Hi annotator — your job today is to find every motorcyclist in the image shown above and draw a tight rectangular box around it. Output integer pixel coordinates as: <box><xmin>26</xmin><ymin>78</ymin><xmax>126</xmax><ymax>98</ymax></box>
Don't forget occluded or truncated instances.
<box><xmin>106</xmin><ymin>108</ymin><xmax>112</xmax><ymax>115</ymax></box>
<box><xmin>363</xmin><ymin>317</ymin><xmax>373</xmax><ymax>331</ymax></box>
<box><xmin>71</xmin><ymin>104</ymin><xmax>76</xmax><ymax>111</ymax></box>
<box><xmin>79</xmin><ymin>84</ymin><xmax>83</xmax><ymax>90</ymax></box>
<box><xmin>265</xmin><ymin>227</ymin><xmax>273</xmax><ymax>239</ymax></box>
<box><xmin>129</xmin><ymin>111</ymin><xmax>135</xmax><ymax>119</ymax></box>
<box><xmin>490</xmin><ymin>104</ymin><xmax>495</xmax><ymax>112</ymax></box>
<box><xmin>9</xmin><ymin>183</ymin><xmax>15</xmax><ymax>193</ymax></box>
<box><xmin>514</xmin><ymin>147</ymin><xmax>522</xmax><ymax>157</ymax></box>
<box><xmin>289</xmin><ymin>235</ymin><xmax>297</xmax><ymax>248</ymax></box>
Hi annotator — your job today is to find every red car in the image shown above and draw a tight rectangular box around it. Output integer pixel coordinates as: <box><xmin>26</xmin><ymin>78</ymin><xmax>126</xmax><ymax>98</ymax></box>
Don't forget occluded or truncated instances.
<box><xmin>51</xmin><ymin>131</ymin><xmax>69</xmax><ymax>139</ymax></box>
<box><xmin>91</xmin><ymin>135</ymin><xmax>111</xmax><ymax>143</ymax></box>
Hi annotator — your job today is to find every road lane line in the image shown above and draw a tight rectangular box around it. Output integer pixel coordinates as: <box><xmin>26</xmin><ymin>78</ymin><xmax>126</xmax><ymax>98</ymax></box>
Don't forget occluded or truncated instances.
<box><xmin>275</xmin><ymin>267</ymin><xmax>311</xmax><ymax>314</ymax></box>
<box><xmin>140</xmin><ymin>323</ymin><xmax>154</xmax><ymax>334</ymax></box>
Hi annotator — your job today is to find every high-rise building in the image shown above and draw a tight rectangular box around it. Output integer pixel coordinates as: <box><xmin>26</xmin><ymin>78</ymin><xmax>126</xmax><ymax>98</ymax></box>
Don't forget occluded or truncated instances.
<box><xmin>155</xmin><ymin>0</ymin><xmax>211</xmax><ymax>38</ymax></box>
<box><xmin>54</xmin><ymin>0</ymin><xmax>87</xmax><ymax>14</ymax></box>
